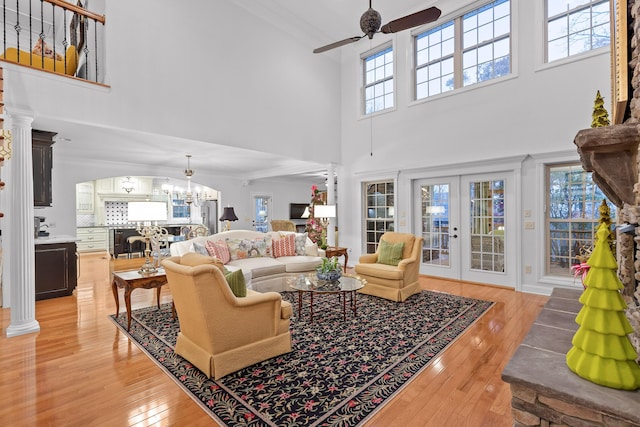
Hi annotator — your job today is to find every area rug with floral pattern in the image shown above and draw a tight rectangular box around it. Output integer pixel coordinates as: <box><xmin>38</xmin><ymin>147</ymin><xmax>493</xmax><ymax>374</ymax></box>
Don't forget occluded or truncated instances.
<box><xmin>110</xmin><ymin>290</ymin><xmax>493</xmax><ymax>426</ymax></box>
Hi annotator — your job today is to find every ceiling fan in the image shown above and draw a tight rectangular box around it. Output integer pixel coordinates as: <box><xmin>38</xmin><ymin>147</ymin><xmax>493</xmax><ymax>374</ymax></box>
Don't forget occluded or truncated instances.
<box><xmin>313</xmin><ymin>1</ymin><xmax>441</xmax><ymax>54</ymax></box>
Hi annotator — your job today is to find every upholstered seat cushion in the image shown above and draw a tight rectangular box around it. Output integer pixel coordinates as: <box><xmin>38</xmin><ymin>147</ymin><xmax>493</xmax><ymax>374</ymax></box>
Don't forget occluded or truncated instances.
<box><xmin>355</xmin><ymin>262</ymin><xmax>405</xmax><ymax>280</ymax></box>
<box><xmin>275</xmin><ymin>256</ymin><xmax>323</xmax><ymax>273</ymax></box>
<box><xmin>3</xmin><ymin>46</ymin><xmax>78</xmax><ymax>76</ymax></box>
<box><xmin>228</xmin><ymin>257</ymin><xmax>285</xmax><ymax>278</ymax></box>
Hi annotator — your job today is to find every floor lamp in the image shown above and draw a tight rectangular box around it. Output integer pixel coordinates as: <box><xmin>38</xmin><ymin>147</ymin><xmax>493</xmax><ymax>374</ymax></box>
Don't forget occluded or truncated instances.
<box><xmin>128</xmin><ymin>201</ymin><xmax>168</xmax><ymax>274</ymax></box>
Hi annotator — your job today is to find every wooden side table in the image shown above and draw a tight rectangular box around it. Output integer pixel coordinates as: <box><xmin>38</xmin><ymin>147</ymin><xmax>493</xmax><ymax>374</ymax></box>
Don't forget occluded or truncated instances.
<box><xmin>112</xmin><ymin>269</ymin><xmax>168</xmax><ymax>331</ymax></box>
<box><xmin>325</xmin><ymin>246</ymin><xmax>348</xmax><ymax>272</ymax></box>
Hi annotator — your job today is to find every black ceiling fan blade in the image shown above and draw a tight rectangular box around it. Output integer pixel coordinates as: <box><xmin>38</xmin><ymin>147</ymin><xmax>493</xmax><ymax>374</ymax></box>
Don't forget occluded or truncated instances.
<box><xmin>313</xmin><ymin>36</ymin><xmax>363</xmax><ymax>54</ymax></box>
<box><xmin>380</xmin><ymin>6</ymin><xmax>441</xmax><ymax>34</ymax></box>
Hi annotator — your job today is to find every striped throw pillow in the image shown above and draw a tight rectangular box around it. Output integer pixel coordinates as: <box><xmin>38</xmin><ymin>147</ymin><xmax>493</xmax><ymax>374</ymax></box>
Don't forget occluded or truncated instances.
<box><xmin>272</xmin><ymin>233</ymin><xmax>296</xmax><ymax>258</ymax></box>
<box><xmin>205</xmin><ymin>240</ymin><xmax>231</xmax><ymax>264</ymax></box>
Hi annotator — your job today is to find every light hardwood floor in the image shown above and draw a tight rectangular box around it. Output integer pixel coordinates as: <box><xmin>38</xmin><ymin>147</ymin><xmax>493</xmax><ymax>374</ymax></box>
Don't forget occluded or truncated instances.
<box><xmin>0</xmin><ymin>252</ymin><xmax>548</xmax><ymax>426</ymax></box>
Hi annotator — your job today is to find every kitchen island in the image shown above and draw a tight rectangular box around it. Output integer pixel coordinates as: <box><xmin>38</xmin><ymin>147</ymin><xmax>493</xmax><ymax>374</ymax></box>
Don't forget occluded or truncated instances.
<box><xmin>106</xmin><ymin>225</ymin><xmax>185</xmax><ymax>258</ymax></box>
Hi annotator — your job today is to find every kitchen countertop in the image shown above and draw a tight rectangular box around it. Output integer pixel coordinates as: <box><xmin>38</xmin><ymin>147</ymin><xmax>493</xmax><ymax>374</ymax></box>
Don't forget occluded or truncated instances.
<box><xmin>35</xmin><ymin>235</ymin><xmax>78</xmax><ymax>244</ymax></box>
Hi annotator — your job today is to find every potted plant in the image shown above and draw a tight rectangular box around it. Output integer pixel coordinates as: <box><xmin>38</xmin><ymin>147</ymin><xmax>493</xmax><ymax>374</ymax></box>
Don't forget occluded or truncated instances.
<box><xmin>316</xmin><ymin>256</ymin><xmax>342</xmax><ymax>281</ymax></box>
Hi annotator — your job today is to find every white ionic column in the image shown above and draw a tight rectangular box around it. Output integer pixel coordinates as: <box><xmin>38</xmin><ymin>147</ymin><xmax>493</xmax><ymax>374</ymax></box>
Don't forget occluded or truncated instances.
<box><xmin>6</xmin><ymin>113</ymin><xmax>39</xmax><ymax>338</ymax></box>
<box><xmin>327</xmin><ymin>163</ymin><xmax>336</xmax><ymax>247</ymax></box>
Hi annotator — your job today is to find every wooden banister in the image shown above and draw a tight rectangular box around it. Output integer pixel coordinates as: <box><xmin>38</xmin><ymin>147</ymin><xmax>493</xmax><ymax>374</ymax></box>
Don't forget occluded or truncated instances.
<box><xmin>47</xmin><ymin>0</ymin><xmax>105</xmax><ymax>24</ymax></box>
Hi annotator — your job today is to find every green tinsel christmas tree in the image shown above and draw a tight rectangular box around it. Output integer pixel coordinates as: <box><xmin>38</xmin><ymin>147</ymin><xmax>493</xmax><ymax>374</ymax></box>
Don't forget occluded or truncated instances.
<box><xmin>566</xmin><ymin>217</ymin><xmax>640</xmax><ymax>390</ymax></box>
<box><xmin>591</xmin><ymin>90</ymin><xmax>610</xmax><ymax>128</ymax></box>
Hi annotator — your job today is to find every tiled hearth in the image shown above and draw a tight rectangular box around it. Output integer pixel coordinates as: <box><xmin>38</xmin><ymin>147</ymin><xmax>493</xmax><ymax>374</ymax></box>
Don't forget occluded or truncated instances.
<box><xmin>502</xmin><ymin>289</ymin><xmax>639</xmax><ymax>426</ymax></box>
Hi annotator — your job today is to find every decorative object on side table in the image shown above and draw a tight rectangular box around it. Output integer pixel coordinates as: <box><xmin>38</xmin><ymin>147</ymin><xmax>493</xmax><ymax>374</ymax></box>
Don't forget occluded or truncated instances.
<box><xmin>128</xmin><ymin>201</ymin><xmax>168</xmax><ymax>274</ymax></box>
<box><xmin>316</xmin><ymin>256</ymin><xmax>342</xmax><ymax>281</ymax></box>
<box><xmin>305</xmin><ymin>185</ymin><xmax>324</xmax><ymax>245</ymax></box>
<box><xmin>219</xmin><ymin>206</ymin><xmax>238</xmax><ymax>231</ymax></box>
<box><xmin>314</xmin><ymin>204</ymin><xmax>336</xmax><ymax>250</ymax></box>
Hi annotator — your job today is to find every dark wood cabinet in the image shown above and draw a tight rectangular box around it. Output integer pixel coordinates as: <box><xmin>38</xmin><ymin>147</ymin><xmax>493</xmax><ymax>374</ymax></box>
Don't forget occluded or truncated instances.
<box><xmin>32</xmin><ymin>130</ymin><xmax>56</xmax><ymax>207</ymax></box>
<box><xmin>35</xmin><ymin>242</ymin><xmax>78</xmax><ymax>300</ymax></box>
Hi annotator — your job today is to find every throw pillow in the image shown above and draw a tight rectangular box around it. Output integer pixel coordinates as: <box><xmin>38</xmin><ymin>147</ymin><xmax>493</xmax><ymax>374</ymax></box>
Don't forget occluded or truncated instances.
<box><xmin>192</xmin><ymin>242</ymin><xmax>208</xmax><ymax>256</ymax></box>
<box><xmin>226</xmin><ymin>238</ymin><xmax>269</xmax><ymax>260</ymax></box>
<box><xmin>377</xmin><ymin>239</ymin><xmax>405</xmax><ymax>266</ymax></box>
<box><xmin>294</xmin><ymin>232</ymin><xmax>308</xmax><ymax>256</ymax></box>
<box><xmin>205</xmin><ymin>240</ymin><xmax>231</xmax><ymax>264</ymax></box>
<box><xmin>32</xmin><ymin>39</ymin><xmax>62</xmax><ymax>61</ymax></box>
<box><xmin>272</xmin><ymin>233</ymin><xmax>296</xmax><ymax>257</ymax></box>
<box><xmin>224</xmin><ymin>269</ymin><xmax>246</xmax><ymax>297</ymax></box>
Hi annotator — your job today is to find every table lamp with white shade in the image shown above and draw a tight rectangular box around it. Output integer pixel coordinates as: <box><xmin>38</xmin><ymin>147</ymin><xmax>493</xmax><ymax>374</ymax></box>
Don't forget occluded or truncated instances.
<box><xmin>314</xmin><ymin>204</ymin><xmax>336</xmax><ymax>248</ymax></box>
<box><xmin>128</xmin><ymin>201</ymin><xmax>168</xmax><ymax>274</ymax></box>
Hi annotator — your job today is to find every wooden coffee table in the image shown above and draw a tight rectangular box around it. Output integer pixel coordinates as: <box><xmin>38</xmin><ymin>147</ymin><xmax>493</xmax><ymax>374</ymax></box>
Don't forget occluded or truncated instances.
<box><xmin>288</xmin><ymin>274</ymin><xmax>365</xmax><ymax>322</ymax></box>
<box><xmin>112</xmin><ymin>268</ymin><xmax>168</xmax><ymax>331</ymax></box>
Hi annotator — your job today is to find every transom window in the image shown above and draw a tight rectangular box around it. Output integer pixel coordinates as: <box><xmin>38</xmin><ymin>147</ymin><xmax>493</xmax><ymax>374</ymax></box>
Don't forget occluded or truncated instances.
<box><xmin>364</xmin><ymin>181</ymin><xmax>395</xmax><ymax>253</ymax></box>
<box><xmin>462</xmin><ymin>0</ymin><xmax>511</xmax><ymax>86</ymax></box>
<box><xmin>546</xmin><ymin>0</ymin><xmax>610</xmax><ymax>62</ymax></box>
<box><xmin>363</xmin><ymin>46</ymin><xmax>394</xmax><ymax>114</ymax></box>
<box><xmin>546</xmin><ymin>164</ymin><xmax>616</xmax><ymax>276</ymax></box>
<box><xmin>416</xmin><ymin>22</ymin><xmax>455</xmax><ymax>98</ymax></box>
<box><xmin>415</xmin><ymin>0</ymin><xmax>511</xmax><ymax>100</ymax></box>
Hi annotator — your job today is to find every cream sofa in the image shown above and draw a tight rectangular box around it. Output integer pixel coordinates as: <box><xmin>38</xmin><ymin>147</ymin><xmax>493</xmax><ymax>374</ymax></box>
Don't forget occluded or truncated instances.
<box><xmin>169</xmin><ymin>229</ymin><xmax>324</xmax><ymax>292</ymax></box>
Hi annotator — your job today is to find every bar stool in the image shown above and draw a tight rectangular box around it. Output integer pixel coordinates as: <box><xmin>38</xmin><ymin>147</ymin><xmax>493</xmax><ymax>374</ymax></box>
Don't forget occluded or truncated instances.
<box><xmin>127</xmin><ymin>236</ymin><xmax>146</xmax><ymax>258</ymax></box>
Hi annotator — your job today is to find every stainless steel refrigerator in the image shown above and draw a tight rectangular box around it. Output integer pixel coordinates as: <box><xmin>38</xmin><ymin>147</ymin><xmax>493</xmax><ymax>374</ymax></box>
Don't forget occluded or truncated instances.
<box><xmin>200</xmin><ymin>200</ymin><xmax>218</xmax><ymax>234</ymax></box>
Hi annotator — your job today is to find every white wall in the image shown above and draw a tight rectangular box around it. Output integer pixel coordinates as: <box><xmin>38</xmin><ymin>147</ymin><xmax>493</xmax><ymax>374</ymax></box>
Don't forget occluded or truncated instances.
<box><xmin>4</xmin><ymin>0</ymin><xmax>342</xmax><ymax>166</ymax></box>
<box><xmin>336</xmin><ymin>0</ymin><xmax>611</xmax><ymax>295</ymax></box>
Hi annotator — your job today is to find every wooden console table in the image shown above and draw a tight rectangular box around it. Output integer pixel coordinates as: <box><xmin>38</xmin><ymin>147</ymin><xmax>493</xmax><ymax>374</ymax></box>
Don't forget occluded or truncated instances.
<box><xmin>325</xmin><ymin>246</ymin><xmax>348</xmax><ymax>272</ymax></box>
<box><xmin>112</xmin><ymin>269</ymin><xmax>168</xmax><ymax>331</ymax></box>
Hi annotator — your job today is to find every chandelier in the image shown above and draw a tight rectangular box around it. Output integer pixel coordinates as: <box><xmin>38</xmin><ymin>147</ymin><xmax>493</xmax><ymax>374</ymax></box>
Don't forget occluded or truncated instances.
<box><xmin>185</xmin><ymin>154</ymin><xmax>194</xmax><ymax>205</ymax></box>
<box><xmin>122</xmin><ymin>176</ymin><xmax>135</xmax><ymax>193</ymax></box>
<box><xmin>184</xmin><ymin>154</ymin><xmax>202</xmax><ymax>207</ymax></box>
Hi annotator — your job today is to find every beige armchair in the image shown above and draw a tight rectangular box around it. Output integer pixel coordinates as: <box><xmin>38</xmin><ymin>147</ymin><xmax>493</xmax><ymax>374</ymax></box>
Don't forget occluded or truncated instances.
<box><xmin>271</xmin><ymin>219</ymin><xmax>296</xmax><ymax>232</ymax></box>
<box><xmin>162</xmin><ymin>253</ymin><xmax>292</xmax><ymax>379</ymax></box>
<box><xmin>355</xmin><ymin>232</ymin><xmax>423</xmax><ymax>302</ymax></box>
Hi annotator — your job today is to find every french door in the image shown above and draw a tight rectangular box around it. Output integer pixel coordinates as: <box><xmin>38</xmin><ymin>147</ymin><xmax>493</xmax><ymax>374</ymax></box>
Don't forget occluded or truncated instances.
<box><xmin>414</xmin><ymin>173</ymin><xmax>515</xmax><ymax>287</ymax></box>
<box><xmin>252</xmin><ymin>194</ymin><xmax>271</xmax><ymax>232</ymax></box>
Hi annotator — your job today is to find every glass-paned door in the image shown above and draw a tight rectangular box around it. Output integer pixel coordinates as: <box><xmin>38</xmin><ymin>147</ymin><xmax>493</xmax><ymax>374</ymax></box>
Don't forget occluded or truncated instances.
<box><xmin>252</xmin><ymin>194</ymin><xmax>271</xmax><ymax>232</ymax></box>
<box><xmin>460</xmin><ymin>173</ymin><xmax>514</xmax><ymax>286</ymax></box>
<box><xmin>415</xmin><ymin>173</ymin><xmax>515</xmax><ymax>287</ymax></box>
<box><xmin>415</xmin><ymin>177</ymin><xmax>460</xmax><ymax>280</ymax></box>
<box><xmin>468</xmin><ymin>179</ymin><xmax>505</xmax><ymax>272</ymax></box>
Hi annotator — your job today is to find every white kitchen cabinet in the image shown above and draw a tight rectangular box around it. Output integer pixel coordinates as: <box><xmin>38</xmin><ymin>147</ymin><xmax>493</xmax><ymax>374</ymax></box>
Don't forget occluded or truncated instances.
<box><xmin>96</xmin><ymin>177</ymin><xmax>153</xmax><ymax>196</ymax></box>
<box><xmin>95</xmin><ymin>178</ymin><xmax>114</xmax><ymax>194</ymax></box>
<box><xmin>76</xmin><ymin>227</ymin><xmax>108</xmax><ymax>252</ymax></box>
<box><xmin>76</xmin><ymin>182</ymin><xmax>95</xmax><ymax>213</ymax></box>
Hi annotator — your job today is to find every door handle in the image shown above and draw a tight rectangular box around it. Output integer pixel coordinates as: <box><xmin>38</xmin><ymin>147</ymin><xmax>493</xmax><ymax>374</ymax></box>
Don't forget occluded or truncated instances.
<box><xmin>451</xmin><ymin>234</ymin><xmax>458</xmax><ymax>238</ymax></box>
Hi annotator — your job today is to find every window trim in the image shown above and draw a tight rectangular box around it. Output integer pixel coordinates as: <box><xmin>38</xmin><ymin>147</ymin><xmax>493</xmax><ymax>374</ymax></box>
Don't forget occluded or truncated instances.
<box><xmin>544</xmin><ymin>0</ymin><xmax>611</xmax><ymax>64</ymax></box>
<box><xmin>362</xmin><ymin>178</ymin><xmax>396</xmax><ymax>254</ymax></box>
<box><xmin>532</xmin><ymin>151</ymin><xmax>616</xmax><ymax>289</ymax></box>
<box><xmin>544</xmin><ymin>161</ymin><xmax>616</xmax><ymax>279</ymax></box>
<box><xmin>411</xmin><ymin>0</ymin><xmax>513</xmax><ymax>102</ymax></box>
<box><xmin>360</xmin><ymin>41</ymin><xmax>396</xmax><ymax>117</ymax></box>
